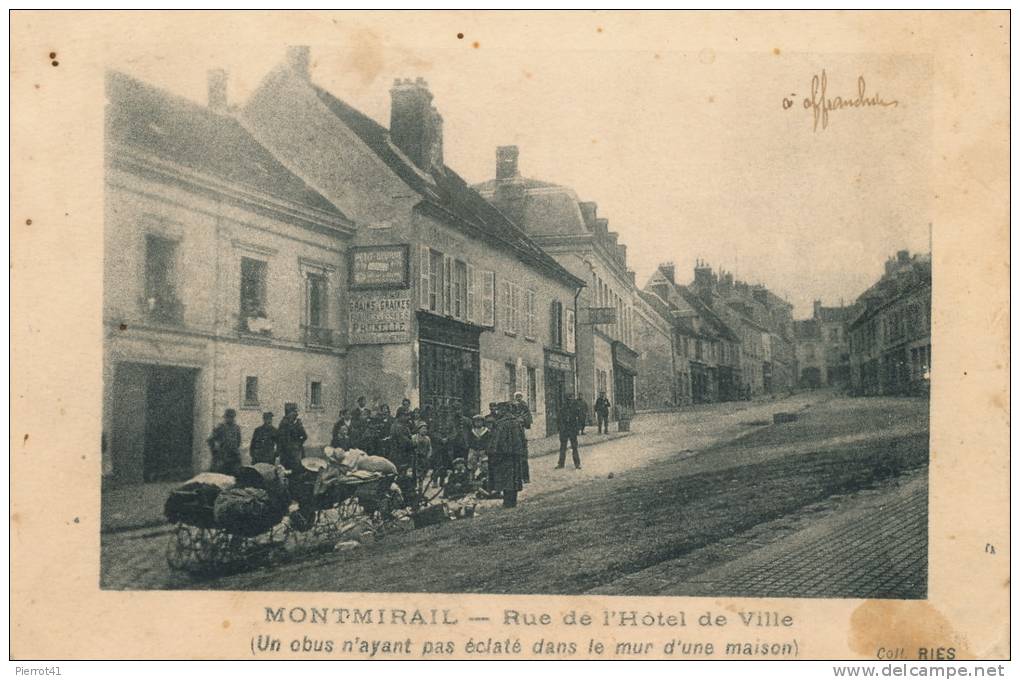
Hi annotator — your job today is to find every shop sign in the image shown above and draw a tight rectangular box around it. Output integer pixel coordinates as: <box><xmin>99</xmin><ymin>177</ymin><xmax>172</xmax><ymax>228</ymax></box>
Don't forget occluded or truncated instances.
<box><xmin>544</xmin><ymin>350</ymin><xmax>574</xmax><ymax>373</ymax></box>
<box><xmin>348</xmin><ymin>290</ymin><xmax>412</xmax><ymax>344</ymax></box>
<box><xmin>349</xmin><ymin>244</ymin><xmax>410</xmax><ymax>289</ymax></box>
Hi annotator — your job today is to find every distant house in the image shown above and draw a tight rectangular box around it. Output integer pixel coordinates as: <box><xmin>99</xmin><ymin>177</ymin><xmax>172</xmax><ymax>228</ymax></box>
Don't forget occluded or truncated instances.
<box><xmin>794</xmin><ymin>301</ymin><xmax>856</xmax><ymax>389</ymax></box>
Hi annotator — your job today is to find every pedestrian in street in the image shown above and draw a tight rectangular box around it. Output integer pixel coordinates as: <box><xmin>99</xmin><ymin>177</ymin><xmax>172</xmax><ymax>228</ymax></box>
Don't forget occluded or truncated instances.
<box><xmin>464</xmin><ymin>414</ymin><xmax>492</xmax><ymax>489</ymax></box>
<box><xmin>555</xmin><ymin>396</ymin><xmax>583</xmax><ymax>470</ymax></box>
<box><xmin>575</xmin><ymin>392</ymin><xmax>590</xmax><ymax>435</ymax></box>
<box><xmin>395</xmin><ymin>398</ymin><xmax>413</xmax><ymax>420</ymax></box>
<box><xmin>207</xmin><ymin>408</ymin><xmax>242</xmax><ymax>476</ymax></box>
<box><xmin>249</xmin><ymin>411</ymin><xmax>278</xmax><ymax>465</ymax></box>
<box><xmin>276</xmin><ymin>402</ymin><xmax>307</xmax><ymax>473</ymax></box>
<box><xmin>387</xmin><ymin>410</ymin><xmax>414</xmax><ymax>470</ymax></box>
<box><xmin>594</xmin><ymin>390</ymin><xmax>611</xmax><ymax>435</ymax></box>
<box><xmin>488</xmin><ymin>402</ymin><xmax>529</xmax><ymax>508</ymax></box>
<box><xmin>330</xmin><ymin>409</ymin><xmax>353</xmax><ymax>450</ymax></box>
<box><xmin>353</xmin><ymin>395</ymin><xmax>370</xmax><ymax>420</ymax></box>
<box><xmin>484</xmin><ymin>402</ymin><xmax>499</xmax><ymax>429</ymax></box>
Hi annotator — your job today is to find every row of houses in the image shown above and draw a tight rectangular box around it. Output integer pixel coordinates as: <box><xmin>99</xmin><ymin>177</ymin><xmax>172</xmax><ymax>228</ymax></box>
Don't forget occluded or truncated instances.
<box><xmin>791</xmin><ymin>250</ymin><xmax>931</xmax><ymax>396</ymax></box>
<box><xmin>102</xmin><ymin>45</ymin><xmax>914</xmax><ymax>486</ymax></box>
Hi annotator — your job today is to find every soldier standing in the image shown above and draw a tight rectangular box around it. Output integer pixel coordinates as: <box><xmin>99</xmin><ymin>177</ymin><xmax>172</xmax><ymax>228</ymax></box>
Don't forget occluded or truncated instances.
<box><xmin>249</xmin><ymin>411</ymin><xmax>278</xmax><ymax>465</ymax></box>
<box><xmin>276</xmin><ymin>402</ymin><xmax>307</xmax><ymax>472</ymax></box>
<box><xmin>207</xmin><ymin>408</ymin><xmax>242</xmax><ymax>476</ymax></box>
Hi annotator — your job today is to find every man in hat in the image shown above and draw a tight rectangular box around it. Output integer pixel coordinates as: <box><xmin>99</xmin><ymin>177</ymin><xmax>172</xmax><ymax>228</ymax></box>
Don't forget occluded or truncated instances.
<box><xmin>249</xmin><ymin>411</ymin><xmax>278</xmax><ymax>465</ymax></box>
<box><xmin>594</xmin><ymin>390</ymin><xmax>612</xmax><ymax>434</ymax></box>
<box><xmin>555</xmin><ymin>396</ymin><xmax>583</xmax><ymax>470</ymax></box>
<box><xmin>207</xmin><ymin>408</ymin><xmax>242</xmax><ymax>476</ymax></box>
<box><xmin>276</xmin><ymin>402</ymin><xmax>307</xmax><ymax>472</ymax></box>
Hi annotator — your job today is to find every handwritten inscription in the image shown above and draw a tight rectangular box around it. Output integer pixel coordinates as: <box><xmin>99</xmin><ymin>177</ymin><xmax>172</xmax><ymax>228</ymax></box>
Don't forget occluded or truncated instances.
<box><xmin>782</xmin><ymin>69</ymin><xmax>899</xmax><ymax>131</ymax></box>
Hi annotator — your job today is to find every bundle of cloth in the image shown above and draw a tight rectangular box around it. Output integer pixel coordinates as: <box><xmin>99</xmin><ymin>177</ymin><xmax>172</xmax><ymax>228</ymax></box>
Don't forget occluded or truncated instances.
<box><xmin>164</xmin><ymin>472</ymin><xmax>236</xmax><ymax>528</ymax></box>
<box><xmin>212</xmin><ymin>463</ymin><xmax>291</xmax><ymax>537</ymax></box>
<box><xmin>307</xmin><ymin>448</ymin><xmax>402</xmax><ymax>509</ymax></box>
<box><xmin>322</xmin><ymin>447</ymin><xmax>399</xmax><ymax>476</ymax></box>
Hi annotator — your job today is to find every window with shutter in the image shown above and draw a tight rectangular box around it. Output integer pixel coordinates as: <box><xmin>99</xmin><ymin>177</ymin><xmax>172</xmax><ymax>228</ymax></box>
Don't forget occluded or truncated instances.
<box><xmin>454</xmin><ymin>260</ymin><xmax>468</xmax><ymax>319</ymax></box>
<box><xmin>466</xmin><ymin>263</ymin><xmax>475</xmax><ymax>322</ymax></box>
<box><xmin>526</xmin><ymin>289</ymin><xmax>536</xmax><ymax>338</ymax></box>
<box><xmin>502</xmin><ymin>280</ymin><xmax>513</xmax><ymax>332</ymax></box>
<box><xmin>419</xmin><ymin>246</ymin><xmax>430</xmax><ymax>309</ymax></box>
<box><xmin>511</xmin><ymin>284</ymin><xmax>521</xmax><ymax>334</ymax></box>
<box><xmin>550</xmin><ymin>300</ymin><xmax>563</xmax><ymax>348</ymax></box>
<box><xmin>481</xmin><ymin>271</ymin><xmax>495</xmax><ymax>327</ymax></box>
<box><xmin>566</xmin><ymin>308</ymin><xmax>576</xmax><ymax>353</ymax></box>
<box><xmin>443</xmin><ymin>254</ymin><xmax>453</xmax><ymax>316</ymax></box>
<box><xmin>428</xmin><ymin>249</ymin><xmax>442</xmax><ymax>312</ymax></box>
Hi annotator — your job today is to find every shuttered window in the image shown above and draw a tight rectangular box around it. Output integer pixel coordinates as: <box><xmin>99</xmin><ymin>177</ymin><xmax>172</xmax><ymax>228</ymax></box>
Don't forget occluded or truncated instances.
<box><xmin>442</xmin><ymin>254</ymin><xmax>453</xmax><ymax>316</ymax></box>
<box><xmin>419</xmin><ymin>245</ymin><xmax>430</xmax><ymax>309</ymax></box>
<box><xmin>481</xmin><ymin>271</ymin><xmax>495</xmax><ymax>327</ymax></box>
<box><xmin>550</xmin><ymin>300</ymin><xmax>563</xmax><ymax>348</ymax></box>
<box><xmin>466</xmin><ymin>263</ymin><xmax>475</xmax><ymax>322</ymax></box>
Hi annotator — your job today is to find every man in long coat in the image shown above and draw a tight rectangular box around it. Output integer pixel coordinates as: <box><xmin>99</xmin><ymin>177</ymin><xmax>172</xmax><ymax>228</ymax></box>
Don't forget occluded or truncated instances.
<box><xmin>488</xmin><ymin>402</ymin><xmax>529</xmax><ymax>508</ymax></box>
<box><xmin>556</xmin><ymin>396</ymin><xmax>584</xmax><ymax>470</ymax></box>
<box><xmin>249</xmin><ymin>411</ymin><xmax>278</xmax><ymax>465</ymax></box>
<box><xmin>207</xmin><ymin>408</ymin><xmax>242</xmax><ymax>476</ymax></box>
<box><xmin>276</xmin><ymin>402</ymin><xmax>307</xmax><ymax>472</ymax></box>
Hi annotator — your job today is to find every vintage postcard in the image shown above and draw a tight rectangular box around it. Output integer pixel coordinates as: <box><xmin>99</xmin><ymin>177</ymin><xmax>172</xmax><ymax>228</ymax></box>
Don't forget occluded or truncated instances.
<box><xmin>10</xmin><ymin>10</ymin><xmax>1010</xmax><ymax>661</ymax></box>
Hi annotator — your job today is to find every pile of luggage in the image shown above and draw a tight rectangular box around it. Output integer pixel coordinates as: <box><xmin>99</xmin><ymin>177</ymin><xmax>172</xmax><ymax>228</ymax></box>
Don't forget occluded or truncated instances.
<box><xmin>164</xmin><ymin>463</ymin><xmax>291</xmax><ymax>537</ymax></box>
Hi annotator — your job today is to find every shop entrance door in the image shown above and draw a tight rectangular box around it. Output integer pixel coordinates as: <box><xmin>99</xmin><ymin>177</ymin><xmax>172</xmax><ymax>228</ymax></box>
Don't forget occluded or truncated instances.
<box><xmin>544</xmin><ymin>368</ymin><xmax>567</xmax><ymax>436</ymax></box>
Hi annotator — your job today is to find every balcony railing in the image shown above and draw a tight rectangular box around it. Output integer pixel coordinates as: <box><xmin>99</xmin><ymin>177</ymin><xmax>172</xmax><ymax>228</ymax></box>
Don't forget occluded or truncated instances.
<box><xmin>303</xmin><ymin>325</ymin><xmax>337</xmax><ymax>348</ymax></box>
<box><xmin>140</xmin><ymin>295</ymin><xmax>184</xmax><ymax>325</ymax></box>
<box><xmin>239</xmin><ymin>314</ymin><xmax>274</xmax><ymax>338</ymax></box>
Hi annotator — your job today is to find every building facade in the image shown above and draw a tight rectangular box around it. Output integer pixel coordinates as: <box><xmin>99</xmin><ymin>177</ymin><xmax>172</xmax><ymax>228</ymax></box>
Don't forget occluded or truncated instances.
<box><xmin>643</xmin><ymin>264</ymin><xmax>741</xmax><ymax>405</ymax></box>
<box><xmin>240</xmin><ymin>49</ymin><xmax>583</xmax><ymax>438</ymax></box>
<box><xmin>475</xmin><ymin>147</ymin><xmax>676</xmax><ymax>421</ymax></box>
<box><xmin>794</xmin><ymin>300</ymin><xmax>855</xmax><ymax>388</ymax></box>
<box><xmin>848</xmin><ymin>251</ymin><xmax>932</xmax><ymax>396</ymax></box>
<box><xmin>103</xmin><ymin>71</ymin><xmax>354</xmax><ymax>485</ymax></box>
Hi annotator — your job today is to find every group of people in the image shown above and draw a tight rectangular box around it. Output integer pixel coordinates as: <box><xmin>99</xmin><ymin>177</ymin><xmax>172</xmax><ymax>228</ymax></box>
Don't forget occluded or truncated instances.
<box><xmin>206</xmin><ymin>392</ymin><xmax>539</xmax><ymax>509</ymax></box>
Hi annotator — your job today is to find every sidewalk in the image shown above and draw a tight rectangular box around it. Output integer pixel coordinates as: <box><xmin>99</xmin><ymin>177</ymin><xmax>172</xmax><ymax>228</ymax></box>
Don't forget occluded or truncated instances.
<box><xmin>101</xmin><ymin>425</ymin><xmax>636</xmax><ymax>533</ymax></box>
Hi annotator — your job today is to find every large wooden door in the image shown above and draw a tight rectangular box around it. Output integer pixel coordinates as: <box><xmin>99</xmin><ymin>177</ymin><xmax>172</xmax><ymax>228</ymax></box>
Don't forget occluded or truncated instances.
<box><xmin>544</xmin><ymin>369</ymin><xmax>566</xmax><ymax>436</ymax></box>
<box><xmin>419</xmin><ymin>341</ymin><xmax>479</xmax><ymax>419</ymax></box>
<box><xmin>143</xmin><ymin>366</ymin><xmax>196</xmax><ymax>482</ymax></box>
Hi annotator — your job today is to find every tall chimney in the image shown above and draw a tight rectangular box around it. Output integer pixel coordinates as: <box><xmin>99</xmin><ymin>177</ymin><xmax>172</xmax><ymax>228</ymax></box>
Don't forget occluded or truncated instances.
<box><xmin>659</xmin><ymin>261</ymin><xmax>676</xmax><ymax>285</ymax></box>
<box><xmin>813</xmin><ymin>300</ymin><xmax>822</xmax><ymax>318</ymax></box>
<box><xmin>286</xmin><ymin>46</ymin><xmax>310</xmax><ymax>79</ymax></box>
<box><xmin>579</xmin><ymin>202</ymin><xmax>598</xmax><ymax>230</ymax></box>
<box><xmin>496</xmin><ymin>145</ymin><xmax>519</xmax><ymax>180</ymax></box>
<box><xmin>897</xmin><ymin>249</ymin><xmax>911</xmax><ymax>264</ymax></box>
<box><xmin>207</xmin><ymin>69</ymin><xmax>228</xmax><ymax>113</ymax></box>
<box><xmin>390</xmin><ymin>77</ymin><xmax>441</xmax><ymax>171</ymax></box>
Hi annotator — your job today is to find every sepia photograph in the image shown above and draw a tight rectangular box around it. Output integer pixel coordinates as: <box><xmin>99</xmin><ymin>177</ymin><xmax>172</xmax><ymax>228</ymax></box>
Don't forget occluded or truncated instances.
<box><xmin>99</xmin><ymin>35</ymin><xmax>931</xmax><ymax>599</ymax></box>
<box><xmin>10</xmin><ymin>9</ymin><xmax>1008</xmax><ymax>662</ymax></box>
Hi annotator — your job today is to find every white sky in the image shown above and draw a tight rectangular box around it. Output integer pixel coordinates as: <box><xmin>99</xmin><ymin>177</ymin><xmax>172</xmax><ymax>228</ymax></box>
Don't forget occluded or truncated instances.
<box><xmin>109</xmin><ymin>20</ymin><xmax>933</xmax><ymax>319</ymax></box>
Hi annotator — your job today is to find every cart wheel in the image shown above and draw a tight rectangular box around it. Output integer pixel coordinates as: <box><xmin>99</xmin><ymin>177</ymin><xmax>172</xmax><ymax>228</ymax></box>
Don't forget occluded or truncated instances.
<box><xmin>166</xmin><ymin>524</ymin><xmax>192</xmax><ymax>570</ymax></box>
<box><xmin>337</xmin><ymin>496</ymin><xmax>361</xmax><ymax>521</ymax></box>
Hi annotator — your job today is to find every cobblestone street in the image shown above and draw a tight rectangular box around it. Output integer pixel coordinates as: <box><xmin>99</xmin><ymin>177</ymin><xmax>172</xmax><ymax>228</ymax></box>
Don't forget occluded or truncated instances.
<box><xmin>101</xmin><ymin>392</ymin><xmax>929</xmax><ymax>597</ymax></box>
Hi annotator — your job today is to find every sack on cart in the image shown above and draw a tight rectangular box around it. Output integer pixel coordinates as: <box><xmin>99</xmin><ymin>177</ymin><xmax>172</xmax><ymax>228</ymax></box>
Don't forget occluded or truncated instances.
<box><xmin>164</xmin><ymin>472</ymin><xmax>236</xmax><ymax>528</ymax></box>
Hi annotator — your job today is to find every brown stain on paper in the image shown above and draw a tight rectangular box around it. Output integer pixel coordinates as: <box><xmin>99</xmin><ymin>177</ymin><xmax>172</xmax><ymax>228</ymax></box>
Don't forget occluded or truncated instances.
<box><xmin>849</xmin><ymin>600</ymin><xmax>972</xmax><ymax>659</ymax></box>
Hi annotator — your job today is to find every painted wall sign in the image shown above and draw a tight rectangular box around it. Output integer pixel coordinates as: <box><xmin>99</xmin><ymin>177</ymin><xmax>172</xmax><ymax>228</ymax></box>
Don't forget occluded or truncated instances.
<box><xmin>588</xmin><ymin>306</ymin><xmax>618</xmax><ymax>325</ymax></box>
<box><xmin>348</xmin><ymin>290</ymin><xmax>413</xmax><ymax>344</ymax></box>
<box><xmin>349</xmin><ymin>244</ymin><xmax>410</xmax><ymax>289</ymax></box>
